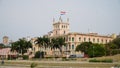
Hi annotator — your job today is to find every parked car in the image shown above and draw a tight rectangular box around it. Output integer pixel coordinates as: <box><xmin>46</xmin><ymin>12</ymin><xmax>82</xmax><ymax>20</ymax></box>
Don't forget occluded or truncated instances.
<box><xmin>76</xmin><ymin>54</ymin><xmax>84</xmax><ymax>58</ymax></box>
<box><xmin>68</xmin><ymin>55</ymin><xmax>76</xmax><ymax>58</ymax></box>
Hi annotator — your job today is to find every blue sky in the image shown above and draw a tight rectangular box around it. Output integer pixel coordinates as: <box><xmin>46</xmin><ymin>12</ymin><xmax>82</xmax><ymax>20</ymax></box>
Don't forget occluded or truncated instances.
<box><xmin>0</xmin><ymin>0</ymin><xmax>120</xmax><ymax>42</ymax></box>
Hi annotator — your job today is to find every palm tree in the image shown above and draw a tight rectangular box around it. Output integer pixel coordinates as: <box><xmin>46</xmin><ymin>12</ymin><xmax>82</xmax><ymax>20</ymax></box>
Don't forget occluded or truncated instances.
<box><xmin>35</xmin><ymin>37</ymin><xmax>50</xmax><ymax>51</ymax></box>
<box><xmin>35</xmin><ymin>37</ymin><xmax>50</xmax><ymax>58</ymax></box>
<box><xmin>11</xmin><ymin>39</ymin><xmax>32</xmax><ymax>56</ymax></box>
<box><xmin>42</xmin><ymin>37</ymin><xmax>50</xmax><ymax>49</ymax></box>
<box><xmin>50</xmin><ymin>37</ymin><xmax>66</xmax><ymax>57</ymax></box>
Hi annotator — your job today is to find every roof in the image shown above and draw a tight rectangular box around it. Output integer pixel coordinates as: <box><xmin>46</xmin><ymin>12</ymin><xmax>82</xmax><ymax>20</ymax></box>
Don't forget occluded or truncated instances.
<box><xmin>0</xmin><ymin>48</ymin><xmax>17</xmax><ymax>55</ymax></box>
<box><xmin>67</xmin><ymin>32</ymin><xmax>112</xmax><ymax>38</ymax></box>
<box><xmin>0</xmin><ymin>48</ymin><xmax>10</xmax><ymax>55</ymax></box>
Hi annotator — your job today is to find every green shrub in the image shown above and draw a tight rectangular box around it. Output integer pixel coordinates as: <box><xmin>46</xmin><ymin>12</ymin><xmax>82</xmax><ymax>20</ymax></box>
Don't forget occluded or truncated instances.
<box><xmin>30</xmin><ymin>63</ymin><xmax>37</xmax><ymax>68</ymax></box>
<box><xmin>23</xmin><ymin>55</ymin><xmax>29</xmax><ymax>60</ymax></box>
<box><xmin>101</xmin><ymin>59</ymin><xmax>113</xmax><ymax>63</ymax></box>
<box><xmin>89</xmin><ymin>59</ymin><xmax>113</xmax><ymax>63</ymax></box>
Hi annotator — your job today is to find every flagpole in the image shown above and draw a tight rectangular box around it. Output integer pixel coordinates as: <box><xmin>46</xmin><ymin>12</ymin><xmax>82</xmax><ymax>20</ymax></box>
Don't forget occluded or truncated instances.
<box><xmin>59</xmin><ymin>11</ymin><xmax>66</xmax><ymax>22</ymax></box>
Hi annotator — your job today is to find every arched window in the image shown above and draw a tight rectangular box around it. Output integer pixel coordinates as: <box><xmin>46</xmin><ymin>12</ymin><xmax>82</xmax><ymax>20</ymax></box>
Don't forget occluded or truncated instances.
<box><xmin>101</xmin><ymin>39</ymin><xmax>103</xmax><ymax>43</ymax></box>
<box><xmin>97</xmin><ymin>38</ymin><xmax>99</xmax><ymax>43</ymax></box>
<box><xmin>62</xmin><ymin>25</ymin><xmax>63</xmax><ymax>28</ymax></box>
<box><xmin>93</xmin><ymin>38</ymin><xmax>95</xmax><ymax>42</ymax></box>
<box><xmin>64</xmin><ymin>31</ymin><xmax>66</xmax><ymax>34</ymax></box>
<box><xmin>72</xmin><ymin>37</ymin><xmax>74</xmax><ymax>42</ymax></box>
<box><xmin>69</xmin><ymin>45</ymin><xmax>71</xmax><ymax>49</ymax></box>
<box><xmin>79</xmin><ymin>37</ymin><xmax>81</xmax><ymax>41</ymax></box>
<box><xmin>106</xmin><ymin>40</ymin><xmax>107</xmax><ymax>43</ymax></box>
<box><xmin>84</xmin><ymin>37</ymin><xmax>86</xmax><ymax>42</ymax></box>
<box><xmin>56</xmin><ymin>31</ymin><xmax>57</xmax><ymax>35</ymax></box>
<box><xmin>72</xmin><ymin>44</ymin><xmax>74</xmax><ymax>49</ymax></box>
<box><xmin>64</xmin><ymin>25</ymin><xmax>65</xmax><ymax>28</ymax></box>
<box><xmin>69</xmin><ymin>37</ymin><xmax>71</xmax><ymax>41</ymax></box>
<box><xmin>88</xmin><ymin>38</ymin><xmax>91</xmax><ymax>42</ymax></box>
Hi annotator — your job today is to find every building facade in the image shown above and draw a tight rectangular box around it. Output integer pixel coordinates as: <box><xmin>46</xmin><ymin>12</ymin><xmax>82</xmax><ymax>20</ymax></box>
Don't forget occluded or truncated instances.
<box><xmin>47</xmin><ymin>17</ymin><xmax>114</xmax><ymax>55</ymax></box>
<box><xmin>31</xmin><ymin>17</ymin><xmax>114</xmax><ymax>56</ymax></box>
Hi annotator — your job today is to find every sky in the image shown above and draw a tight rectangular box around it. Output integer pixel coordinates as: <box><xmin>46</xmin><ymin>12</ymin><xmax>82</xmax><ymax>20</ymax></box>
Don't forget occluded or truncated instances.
<box><xmin>0</xmin><ymin>0</ymin><xmax>120</xmax><ymax>42</ymax></box>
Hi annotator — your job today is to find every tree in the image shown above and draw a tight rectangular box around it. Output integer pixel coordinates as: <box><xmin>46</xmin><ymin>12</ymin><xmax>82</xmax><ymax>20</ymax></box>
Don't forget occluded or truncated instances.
<box><xmin>0</xmin><ymin>43</ymin><xmax>5</xmax><ymax>48</ymax></box>
<box><xmin>0</xmin><ymin>43</ymin><xmax>10</xmax><ymax>48</ymax></box>
<box><xmin>35</xmin><ymin>37</ymin><xmax>50</xmax><ymax>51</ymax></box>
<box><xmin>75</xmin><ymin>42</ymin><xmax>106</xmax><ymax>57</ymax></box>
<box><xmin>105</xmin><ymin>42</ymin><xmax>119</xmax><ymax>56</ymax></box>
<box><xmin>88</xmin><ymin>44</ymin><xmax>105</xmax><ymax>57</ymax></box>
<box><xmin>35</xmin><ymin>37</ymin><xmax>50</xmax><ymax>58</ymax></box>
<box><xmin>11</xmin><ymin>39</ymin><xmax>32</xmax><ymax>55</ymax></box>
<box><xmin>104</xmin><ymin>37</ymin><xmax>120</xmax><ymax>56</ymax></box>
<box><xmin>75</xmin><ymin>42</ymin><xmax>92</xmax><ymax>54</ymax></box>
<box><xmin>35</xmin><ymin>37</ymin><xmax>43</xmax><ymax>50</ymax></box>
<box><xmin>112</xmin><ymin>38</ymin><xmax>120</xmax><ymax>49</ymax></box>
<box><xmin>50</xmin><ymin>37</ymin><xmax>66</xmax><ymax>57</ymax></box>
<box><xmin>42</xmin><ymin>37</ymin><xmax>50</xmax><ymax>49</ymax></box>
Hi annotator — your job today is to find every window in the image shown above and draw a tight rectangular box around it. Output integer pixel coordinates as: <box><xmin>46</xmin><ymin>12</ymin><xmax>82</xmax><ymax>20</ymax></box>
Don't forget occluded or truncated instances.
<box><xmin>65</xmin><ymin>37</ymin><xmax>67</xmax><ymax>41</ymax></box>
<box><xmin>64</xmin><ymin>31</ymin><xmax>66</xmax><ymax>34</ymax></box>
<box><xmin>56</xmin><ymin>25</ymin><xmax>57</xmax><ymax>28</ymax></box>
<box><xmin>93</xmin><ymin>38</ymin><xmax>95</xmax><ymax>42</ymax></box>
<box><xmin>69</xmin><ymin>37</ymin><xmax>71</xmax><ymax>41</ymax></box>
<box><xmin>88</xmin><ymin>38</ymin><xmax>91</xmax><ymax>42</ymax></box>
<box><xmin>55</xmin><ymin>26</ymin><xmax>57</xmax><ymax>28</ymax></box>
<box><xmin>101</xmin><ymin>39</ymin><xmax>103</xmax><ymax>43</ymax></box>
<box><xmin>66</xmin><ymin>26</ymin><xmax>67</xmax><ymax>28</ymax></box>
<box><xmin>97</xmin><ymin>38</ymin><xmax>99</xmax><ymax>43</ymax></box>
<box><xmin>69</xmin><ymin>45</ymin><xmax>71</xmax><ymax>49</ymax></box>
<box><xmin>56</xmin><ymin>31</ymin><xmax>57</xmax><ymax>35</ymax></box>
<box><xmin>109</xmin><ymin>40</ymin><xmax>111</xmax><ymax>42</ymax></box>
<box><xmin>79</xmin><ymin>37</ymin><xmax>81</xmax><ymax>41</ymax></box>
<box><xmin>58</xmin><ymin>25</ymin><xmax>59</xmax><ymax>28</ymax></box>
<box><xmin>84</xmin><ymin>37</ymin><xmax>86</xmax><ymax>42</ymax></box>
<box><xmin>64</xmin><ymin>37</ymin><xmax>65</xmax><ymax>40</ymax></box>
<box><xmin>64</xmin><ymin>25</ymin><xmax>65</xmax><ymax>28</ymax></box>
<box><xmin>72</xmin><ymin>44</ymin><xmax>74</xmax><ymax>49</ymax></box>
<box><xmin>106</xmin><ymin>40</ymin><xmax>107</xmax><ymax>43</ymax></box>
<box><xmin>62</xmin><ymin>25</ymin><xmax>63</xmax><ymax>28</ymax></box>
<box><xmin>72</xmin><ymin>37</ymin><xmax>74</xmax><ymax>42</ymax></box>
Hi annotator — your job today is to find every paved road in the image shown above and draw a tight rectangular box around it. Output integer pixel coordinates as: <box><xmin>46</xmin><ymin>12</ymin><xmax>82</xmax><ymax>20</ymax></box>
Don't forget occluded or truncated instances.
<box><xmin>0</xmin><ymin>66</ymin><xmax>115</xmax><ymax>68</ymax></box>
<box><xmin>0</xmin><ymin>66</ymin><xmax>28</xmax><ymax>68</ymax></box>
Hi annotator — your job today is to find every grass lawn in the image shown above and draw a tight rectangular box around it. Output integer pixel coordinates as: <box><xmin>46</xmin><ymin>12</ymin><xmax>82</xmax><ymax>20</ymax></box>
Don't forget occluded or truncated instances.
<box><xmin>0</xmin><ymin>54</ymin><xmax>120</xmax><ymax>68</ymax></box>
<box><xmin>0</xmin><ymin>60</ymin><xmax>119</xmax><ymax>68</ymax></box>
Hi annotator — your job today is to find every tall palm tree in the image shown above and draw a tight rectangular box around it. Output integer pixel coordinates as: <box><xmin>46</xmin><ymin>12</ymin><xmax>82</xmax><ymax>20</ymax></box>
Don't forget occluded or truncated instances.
<box><xmin>42</xmin><ymin>37</ymin><xmax>50</xmax><ymax>49</ymax></box>
<box><xmin>50</xmin><ymin>37</ymin><xmax>66</xmax><ymax>57</ymax></box>
<box><xmin>11</xmin><ymin>39</ymin><xmax>32</xmax><ymax>55</ymax></box>
<box><xmin>35</xmin><ymin>37</ymin><xmax>49</xmax><ymax>50</ymax></box>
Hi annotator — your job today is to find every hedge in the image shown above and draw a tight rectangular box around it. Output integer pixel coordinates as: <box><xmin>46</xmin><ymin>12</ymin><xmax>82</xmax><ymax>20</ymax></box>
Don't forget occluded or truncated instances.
<box><xmin>89</xmin><ymin>59</ymin><xmax>113</xmax><ymax>63</ymax></box>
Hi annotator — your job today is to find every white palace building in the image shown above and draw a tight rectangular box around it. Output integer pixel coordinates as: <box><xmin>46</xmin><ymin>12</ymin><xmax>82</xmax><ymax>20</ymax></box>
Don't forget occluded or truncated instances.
<box><xmin>31</xmin><ymin>17</ymin><xmax>116</xmax><ymax>56</ymax></box>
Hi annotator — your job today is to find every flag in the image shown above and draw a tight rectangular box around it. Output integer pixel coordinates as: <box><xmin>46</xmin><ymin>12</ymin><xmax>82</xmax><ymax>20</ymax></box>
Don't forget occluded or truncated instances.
<box><xmin>60</xmin><ymin>11</ymin><xmax>66</xmax><ymax>15</ymax></box>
